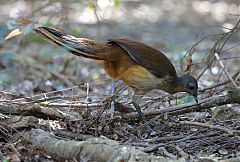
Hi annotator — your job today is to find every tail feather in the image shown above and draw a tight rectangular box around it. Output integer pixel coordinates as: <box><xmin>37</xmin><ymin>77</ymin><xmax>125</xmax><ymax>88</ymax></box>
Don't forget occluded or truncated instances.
<box><xmin>34</xmin><ymin>27</ymin><xmax>107</xmax><ymax>60</ymax></box>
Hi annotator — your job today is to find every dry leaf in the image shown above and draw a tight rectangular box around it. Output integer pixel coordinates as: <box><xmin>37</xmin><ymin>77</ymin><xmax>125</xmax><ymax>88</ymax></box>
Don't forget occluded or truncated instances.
<box><xmin>5</xmin><ymin>28</ymin><xmax>23</xmax><ymax>40</ymax></box>
<box><xmin>16</xmin><ymin>18</ymin><xmax>33</xmax><ymax>25</ymax></box>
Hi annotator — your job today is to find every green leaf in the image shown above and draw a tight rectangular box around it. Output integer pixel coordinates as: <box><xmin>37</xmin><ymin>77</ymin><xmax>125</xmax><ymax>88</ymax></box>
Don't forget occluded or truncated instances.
<box><xmin>75</xmin><ymin>0</ymin><xmax>82</xmax><ymax>3</ymax></box>
<box><xmin>44</xmin><ymin>21</ymin><xmax>54</xmax><ymax>27</ymax></box>
<box><xmin>184</xmin><ymin>95</ymin><xmax>193</xmax><ymax>103</ymax></box>
<box><xmin>75</xmin><ymin>26</ymin><xmax>83</xmax><ymax>34</ymax></box>
<box><xmin>88</xmin><ymin>2</ymin><xmax>95</xmax><ymax>9</ymax></box>
<box><xmin>3</xmin><ymin>159</ymin><xmax>10</xmax><ymax>162</ymax></box>
<box><xmin>114</xmin><ymin>0</ymin><xmax>119</xmax><ymax>8</ymax></box>
<box><xmin>166</xmin><ymin>143</ymin><xmax>175</xmax><ymax>149</ymax></box>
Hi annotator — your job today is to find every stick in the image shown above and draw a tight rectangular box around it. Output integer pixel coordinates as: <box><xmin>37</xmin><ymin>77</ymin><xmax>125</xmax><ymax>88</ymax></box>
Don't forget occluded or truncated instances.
<box><xmin>179</xmin><ymin>121</ymin><xmax>234</xmax><ymax>135</ymax></box>
<box><xmin>123</xmin><ymin>90</ymin><xmax>240</xmax><ymax>120</ymax></box>
<box><xmin>214</xmin><ymin>53</ymin><xmax>238</xmax><ymax>89</ymax></box>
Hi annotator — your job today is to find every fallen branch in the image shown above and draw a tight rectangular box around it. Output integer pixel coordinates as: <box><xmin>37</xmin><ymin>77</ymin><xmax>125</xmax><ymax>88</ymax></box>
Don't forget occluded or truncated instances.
<box><xmin>219</xmin><ymin>157</ymin><xmax>240</xmax><ymax>162</ymax></box>
<box><xmin>22</xmin><ymin>129</ymin><xmax>185</xmax><ymax>162</ymax></box>
<box><xmin>178</xmin><ymin>121</ymin><xmax>235</xmax><ymax>135</ymax></box>
<box><xmin>123</xmin><ymin>90</ymin><xmax>240</xmax><ymax>119</ymax></box>
<box><xmin>5</xmin><ymin>116</ymin><xmax>39</xmax><ymax>130</ymax></box>
<box><xmin>0</xmin><ymin>103</ymin><xmax>69</xmax><ymax>120</ymax></box>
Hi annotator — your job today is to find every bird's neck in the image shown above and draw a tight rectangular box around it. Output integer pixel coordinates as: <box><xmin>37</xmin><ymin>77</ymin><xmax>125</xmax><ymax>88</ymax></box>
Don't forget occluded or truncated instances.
<box><xmin>172</xmin><ymin>76</ymin><xmax>186</xmax><ymax>93</ymax></box>
<box><xmin>158</xmin><ymin>75</ymin><xmax>179</xmax><ymax>94</ymax></box>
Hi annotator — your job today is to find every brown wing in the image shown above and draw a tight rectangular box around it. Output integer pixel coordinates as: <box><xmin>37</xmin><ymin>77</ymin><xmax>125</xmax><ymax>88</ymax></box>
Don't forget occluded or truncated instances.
<box><xmin>107</xmin><ymin>39</ymin><xmax>177</xmax><ymax>78</ymax></box>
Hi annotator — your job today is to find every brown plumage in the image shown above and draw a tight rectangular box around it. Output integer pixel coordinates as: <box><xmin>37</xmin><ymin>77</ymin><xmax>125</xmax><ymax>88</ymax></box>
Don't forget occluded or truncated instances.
<box><xmin>34</xmin><ymin>26</ymin><xmax>198</xmax><ymax>124</ymax></box>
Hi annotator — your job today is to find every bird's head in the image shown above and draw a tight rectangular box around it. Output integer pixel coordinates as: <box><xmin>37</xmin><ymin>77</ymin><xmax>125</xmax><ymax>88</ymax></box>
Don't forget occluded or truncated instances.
<box><xmin>174</xmin><ymin>74</ymin><xmax>198</xmax><ymax>103</ymax></box>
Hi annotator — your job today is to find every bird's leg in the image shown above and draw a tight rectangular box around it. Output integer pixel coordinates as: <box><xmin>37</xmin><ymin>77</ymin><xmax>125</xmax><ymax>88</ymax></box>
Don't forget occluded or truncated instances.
<box><xmin>132</xmin><ymin>94</ymin><xmax>147</xmax><ymax>122</ymax></box>
<box><xmin>132</xmin><ymin>93</ymin><xmax>154</xmax><ymax>134</ymax></box>
<box><xmin>110</xmin><ymin>80</ymin><xmax>116</xmax><ymax>119</ymax></box>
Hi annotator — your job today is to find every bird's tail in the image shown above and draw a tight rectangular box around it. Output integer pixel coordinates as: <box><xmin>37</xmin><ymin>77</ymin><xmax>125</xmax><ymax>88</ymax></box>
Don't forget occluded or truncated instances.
<box><xmin>34</xmin><ymin>27</ymin><xmax>108</xmax><ymax>60</ymax></box>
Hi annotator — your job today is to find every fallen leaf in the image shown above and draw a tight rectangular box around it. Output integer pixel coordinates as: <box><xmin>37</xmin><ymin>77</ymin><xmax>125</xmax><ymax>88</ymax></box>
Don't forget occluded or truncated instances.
<box><xmin>218</xmin><ymin>148</ymin><xmax>228</xmax><ymax>155</ymax></box>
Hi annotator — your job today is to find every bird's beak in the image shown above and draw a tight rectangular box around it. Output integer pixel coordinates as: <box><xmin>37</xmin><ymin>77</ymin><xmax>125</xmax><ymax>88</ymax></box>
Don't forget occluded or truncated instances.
<box><xmin>194</xmin><ymin>96</ymin><xmax>198</xmax><ymax>103</ymax></box>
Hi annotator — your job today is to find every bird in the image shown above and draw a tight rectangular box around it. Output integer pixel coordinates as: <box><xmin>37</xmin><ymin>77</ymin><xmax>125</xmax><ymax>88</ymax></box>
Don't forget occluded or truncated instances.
<box><xmin>34</xmin><ymin>26</ymin><xmax>198</xmax><ymax>126</ymax></box>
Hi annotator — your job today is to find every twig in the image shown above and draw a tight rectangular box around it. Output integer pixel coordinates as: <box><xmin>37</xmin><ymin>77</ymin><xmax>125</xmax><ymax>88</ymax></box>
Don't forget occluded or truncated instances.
<box><xmin>54</xmin><ymin>130</ymin><xmax>94</xmax><ymax>140</ymax></box>
<box><xmin>92</xmin><ymin>1</ymin><xmax>102</xmax><ymax>41</ymax></box>
<box><xmin>178</xmin><ymin>121</ymin><xmax>235</xmax><ymax>135</ymax></box>
<box><xmin>40</xmin><ymin>102</ymin><xmax>105</xmax><ymax>108</ymax></box>
<box><xmin>0</xmin><ymin>123</ymin><xmax>11</xmax><ymax>141</ymax></box>
<box><xmin>143</xmin><ymin>143</ymin><xmax>165</xmax><ymax>153</ymax></box>
<box><xmin>30</xmin><ymin>0</ymin><xmax>53</xmax><ymax>16</ymax></box>
<box><xmin>143</xmin><ymin>135</ymin><xmax>185</xmax><ymax>143</ymax></box>
<box><xmin>86</xmin><ymin>98</ymin><xmax>112</xmax><ymax>129</ymax></box>
<box><xmin>126</xmin><ymin>114</ymin><xmax>160</xmax><ymax>135</ymax></box>
<box><xmin>219</xmin><ymin>157</ymin><xmax>240</xmax><ymax>162</ymax></box>
<box><xmin>10</xmin><ymin>79</ymin><xmax>111</xmax><ymax>102</ymax></box>
<box><xmin>158</xmin><ymin>147</ymin><xmax>177</xmax><ymax>159</ymax></box>
<box><xmin>199</xmin><ymin>71</ymin><xmax>240</xmax><ymax>92</ymax></box>
<box><xmin>33</xmin><ymin>63</ymin><xmax>75</xmax><ymax>87</ymax></box>
<box><xmin>123</xmin><ymin>90</ymin><xmax>240</xmax><ymax>120</ymax></box>
<box><xmin>197</xmin><ymin>18</ymin><xmax>240</xmax><ymax>80</ymax></box>
<box><xmin>214</xmin><ymin>53</ymin><xmax>238</xmax><ymax>89</ymax></box>
<box><xmin>175</xmin><ymin>146</ymin><xmax>189</xmax><ymax>159</ymax></box>
<box><xmin>85</xmin><ymin>82</ymin><xmax>90</xmax><ymax>103</ymax></box>
<box><xmin>86</xmin><ymin>84</ymin><xmax>128</xmax><ymax>129</ymax></box>
<box><xmin>0</xmin><ymin>91</ymin><xmax>22</xmax><ymax>100</ymax></box>
<box><xmin>176</xmin><ymin>132</ymin><xmax>219</xmax><ymax>143</ymax></box>
<box><xmin>6</xmin><ymin>143</ymin><xmax>21</xmax><ymax>157</ymax></box>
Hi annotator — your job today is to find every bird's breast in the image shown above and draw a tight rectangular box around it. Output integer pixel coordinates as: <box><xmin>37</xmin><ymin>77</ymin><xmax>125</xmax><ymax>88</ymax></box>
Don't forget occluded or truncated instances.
<box><xmin>119</xmin><ymin>65</ymin><xmax>167</xmax><ymax>92</ymax></box>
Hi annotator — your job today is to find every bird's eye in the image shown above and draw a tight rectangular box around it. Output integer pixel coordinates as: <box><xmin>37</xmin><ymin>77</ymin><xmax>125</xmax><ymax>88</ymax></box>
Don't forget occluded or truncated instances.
<box><xmin>189</xmin><ymin>86</ymin><xmax>194</xmax><ymax>90</ymax></box>
<box><xmin>188</xmin><ymin>83</ymin><xmax>195</xmax><ymax>90</ymax></box>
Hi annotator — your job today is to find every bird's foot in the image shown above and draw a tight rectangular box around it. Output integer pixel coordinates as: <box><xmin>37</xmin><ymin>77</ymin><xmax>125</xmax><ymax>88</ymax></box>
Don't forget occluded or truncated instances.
<box><xmin>145</xmin><ymin>124</ymin><xmax>156</xmax><ymax>136</ymax></box>
<box><xmin>137</xmin><ymin>123</ymin><xmax>156</xmax><ymax>138</ymax></box>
